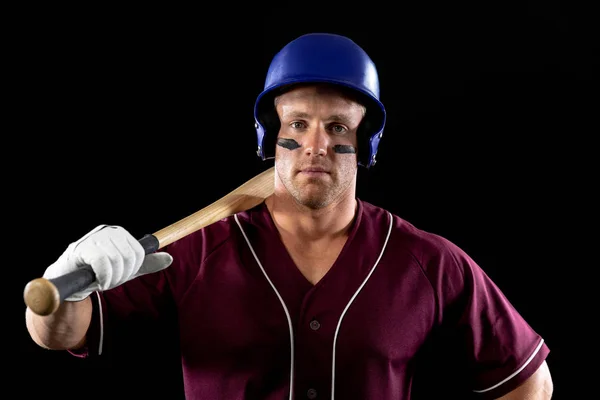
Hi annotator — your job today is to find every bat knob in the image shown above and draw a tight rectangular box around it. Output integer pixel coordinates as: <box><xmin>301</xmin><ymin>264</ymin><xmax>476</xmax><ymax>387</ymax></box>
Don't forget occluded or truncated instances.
<box><xmin>24</xmin><ymin>278</ymin><xmax>60</xmax><ymax>316</ymax></box>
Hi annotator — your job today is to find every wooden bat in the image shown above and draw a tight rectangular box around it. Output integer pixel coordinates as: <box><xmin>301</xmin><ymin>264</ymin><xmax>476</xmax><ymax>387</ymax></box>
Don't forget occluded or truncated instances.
<box><xmin>23</xmin><ymin>166</ymin><xmax>275</xmax><ymax>317</ymax></box>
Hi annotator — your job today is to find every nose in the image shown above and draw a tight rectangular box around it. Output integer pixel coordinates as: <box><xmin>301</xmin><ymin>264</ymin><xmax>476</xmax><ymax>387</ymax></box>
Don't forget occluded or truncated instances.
<box><xmin>303</xmin><ymin>125</ymin><xmax>328</xmax><ymax>157</ymax></box>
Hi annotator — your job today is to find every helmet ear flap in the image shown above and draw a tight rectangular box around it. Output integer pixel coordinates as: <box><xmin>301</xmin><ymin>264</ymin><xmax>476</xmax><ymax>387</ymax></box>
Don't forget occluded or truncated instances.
<box><xmin>356</xmin><ymin>117</ymin><xmax>373</xmax><ymax>167</ymax></box>
<box><xmin>256</xmin><ymin>93</ymin><xmax>281</xmax><ymax>160</ymax></box>
<box><xmin>262</xmin><ymin>108</ymin><xmax>280</xmax><ymax>159</ymax></box>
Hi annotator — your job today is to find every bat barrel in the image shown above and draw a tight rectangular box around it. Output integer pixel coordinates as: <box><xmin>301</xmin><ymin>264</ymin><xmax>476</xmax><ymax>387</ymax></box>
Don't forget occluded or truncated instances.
<box><xmin>23</xmin><ymin>268</ymin><xmax>96</xmax><ymax>316</ymax></box>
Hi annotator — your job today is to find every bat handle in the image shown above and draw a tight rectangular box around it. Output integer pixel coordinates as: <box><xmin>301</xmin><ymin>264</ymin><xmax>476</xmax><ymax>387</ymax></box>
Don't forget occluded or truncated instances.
<box><xmin>24</xmin><ymin>234</ymin><xmax>160</xmax><ymax>316</ymax></box>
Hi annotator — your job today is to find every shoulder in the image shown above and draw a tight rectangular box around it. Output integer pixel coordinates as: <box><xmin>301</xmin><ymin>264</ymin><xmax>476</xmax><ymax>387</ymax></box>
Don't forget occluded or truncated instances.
<box><xmin>152</xmin><ymin>202</ymin><xmax>270</xmax><ymax>299</ymax></box>
<box><xmin>359</xmin><ymin>199</ymin><xmax>470</xmax><ymax>269</ymax></box>
<box><xmin>162</xmin><ymin>201</ymin><xmax>269</xmax><ymax>266</ymax></box>
<box><xmin>358</xmin><ymin>199</ymin><xmax>481</xmax><ymax>305</ymax></box>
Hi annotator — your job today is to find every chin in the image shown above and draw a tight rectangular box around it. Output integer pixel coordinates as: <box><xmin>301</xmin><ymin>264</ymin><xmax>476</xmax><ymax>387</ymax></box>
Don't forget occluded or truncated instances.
<box><xmin>296</xmin><ymin>196</ymin><xmax>330</xmax><ymax>210</ymax></box>
<box><xmin>295</xmin><ymin>189</ymin><xmax>333</xmax><ymax>209</ymax></box>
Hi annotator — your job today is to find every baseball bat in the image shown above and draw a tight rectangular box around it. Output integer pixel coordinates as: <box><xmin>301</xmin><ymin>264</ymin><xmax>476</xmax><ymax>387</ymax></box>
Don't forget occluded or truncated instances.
<box><xmin>24</xmin><ymin>166</ymin><xmax>275</xmax><ymax>316</ymax></box>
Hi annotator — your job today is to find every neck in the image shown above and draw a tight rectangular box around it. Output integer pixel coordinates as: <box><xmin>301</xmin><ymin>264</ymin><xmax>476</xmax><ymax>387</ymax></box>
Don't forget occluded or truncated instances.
<box><xmin>265</xmin><ymin>186</ymin><xmax>358</xmax><ymax>243</ymax></box>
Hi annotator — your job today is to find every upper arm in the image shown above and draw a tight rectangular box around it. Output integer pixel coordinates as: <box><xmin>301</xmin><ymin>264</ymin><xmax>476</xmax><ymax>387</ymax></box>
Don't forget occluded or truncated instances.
<box><xmin>496</xmin><ymin>360</ymin><xmax>553</xmax><ymax>400</ymax></box>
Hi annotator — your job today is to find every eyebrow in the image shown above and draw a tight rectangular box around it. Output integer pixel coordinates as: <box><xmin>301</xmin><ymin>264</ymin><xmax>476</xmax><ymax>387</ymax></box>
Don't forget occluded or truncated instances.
<box><xmin>284</xmin><ymin>111</ymin><xmax>355</xmax><ymax>125</ymax></box>
<box><xmin>327</xmin><ymin>114</ymin><xmax>354</xmax><ymax>125</ymax></box>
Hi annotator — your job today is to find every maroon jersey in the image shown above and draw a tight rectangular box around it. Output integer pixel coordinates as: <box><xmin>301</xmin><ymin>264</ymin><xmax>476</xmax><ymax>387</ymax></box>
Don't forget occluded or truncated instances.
<box><xmin>72</xmin><ymin>199</ymin><xmax>549</xmax><ymax>399</ymax></box>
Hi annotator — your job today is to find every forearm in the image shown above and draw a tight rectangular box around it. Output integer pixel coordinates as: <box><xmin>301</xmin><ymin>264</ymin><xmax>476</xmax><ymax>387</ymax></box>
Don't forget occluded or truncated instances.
<box><xmin>25</xmin><ymin>296</ymin><xmax>92</xmax><ymax>350</ymax></box>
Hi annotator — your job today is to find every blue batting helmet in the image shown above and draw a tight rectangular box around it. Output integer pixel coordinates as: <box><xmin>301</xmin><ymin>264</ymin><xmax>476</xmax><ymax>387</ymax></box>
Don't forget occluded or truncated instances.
<box><xmin>253</xmin><ymin>33</ymin><xmax>386</xmax><ymax>168</ymax></box>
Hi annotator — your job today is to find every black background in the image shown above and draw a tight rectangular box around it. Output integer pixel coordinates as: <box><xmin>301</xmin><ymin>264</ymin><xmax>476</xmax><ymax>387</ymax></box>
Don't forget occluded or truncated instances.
<box><xmin>9</xmin><ymin>1</ymin><xmax>596</xmax><ymax>399</ymax></box>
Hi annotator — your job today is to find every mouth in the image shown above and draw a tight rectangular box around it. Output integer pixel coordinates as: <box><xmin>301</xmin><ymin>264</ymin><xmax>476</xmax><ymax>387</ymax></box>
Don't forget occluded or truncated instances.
<box><xmin>298</xmin><ymin>167</ymin><xmax>330</xmax><ymax>176</ymax></box>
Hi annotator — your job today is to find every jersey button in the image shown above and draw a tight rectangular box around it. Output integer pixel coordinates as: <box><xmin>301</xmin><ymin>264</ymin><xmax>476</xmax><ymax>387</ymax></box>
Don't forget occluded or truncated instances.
<box><xmin>309</xmin><ymin>319</ymin><xmax>321</xmax><ymax>330</ymax></box>
<box><xmin>307</xmin><ymin>388</ymin><xmax>318</xmax><ymax>399</ymax></box>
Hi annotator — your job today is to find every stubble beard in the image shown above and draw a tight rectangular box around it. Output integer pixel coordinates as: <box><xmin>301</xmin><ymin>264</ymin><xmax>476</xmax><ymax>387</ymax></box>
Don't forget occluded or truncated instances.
<box><xmin>280</xmin><ymin>162</ymin><xmax>357</xmax><ymax>210</ymax></box>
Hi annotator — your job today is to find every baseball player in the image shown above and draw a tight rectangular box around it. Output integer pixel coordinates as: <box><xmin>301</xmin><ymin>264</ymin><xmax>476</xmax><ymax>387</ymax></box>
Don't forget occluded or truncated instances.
<box><xmin>25</xmin><ymin>33</ymin><xmax>553</xmax><ymax>399</ymax></box>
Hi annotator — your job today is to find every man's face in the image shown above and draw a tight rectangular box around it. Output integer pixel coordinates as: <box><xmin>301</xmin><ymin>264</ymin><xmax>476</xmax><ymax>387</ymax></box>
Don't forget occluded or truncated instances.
<box><xmin>273</xmin><ymin>84</ymin><xmax>365</xmax><ymax>209</ymax></box>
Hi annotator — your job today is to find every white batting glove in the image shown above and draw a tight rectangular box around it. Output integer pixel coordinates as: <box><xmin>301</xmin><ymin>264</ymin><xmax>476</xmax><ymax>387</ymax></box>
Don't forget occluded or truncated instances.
<box><xmin>43</xmin><ymin>225</ymin><xmax>173</xmax><ymax>301</ymax></box>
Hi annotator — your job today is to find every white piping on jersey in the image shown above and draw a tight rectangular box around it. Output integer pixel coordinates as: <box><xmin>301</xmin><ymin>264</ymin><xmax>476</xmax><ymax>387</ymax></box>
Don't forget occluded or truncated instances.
<box><xmin>331</xmin><ymin>211</ymin><xmax>392</xmax><ymax>399</ymax></box>
<box><xmin>472</xmin><ymin>337</ymin><xmax>545</xmax><ymax>393</ymax></box>
<box><xmin>235</xmin><ymin>211</ymin><xmax>392</xmax><ymax>400</ymax></box>
<box><xmin>234</xmin><ymin>214</ymin><xmax>295</xmax><ymax>400</ymax></box>
<box><xmin>96</xmin><ymin>291</ymin><xmax>104</xmax><ymax>356</ymax></box>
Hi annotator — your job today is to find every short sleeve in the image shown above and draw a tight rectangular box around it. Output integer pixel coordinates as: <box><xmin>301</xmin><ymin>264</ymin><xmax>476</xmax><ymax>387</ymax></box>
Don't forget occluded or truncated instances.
<box><xmin>426</xmin><ymin>238</ymin><xmax>550</xmax><ymax>398</ymax></box>
<box><xmin>67</xmin><ymin>266</ymin><xmax>176</xmax><ymax>359</ymax></box>
<box><xmin>64</xmin><ymin>222</ymin><xmax>231</xmax><ymax>360</ymax></box>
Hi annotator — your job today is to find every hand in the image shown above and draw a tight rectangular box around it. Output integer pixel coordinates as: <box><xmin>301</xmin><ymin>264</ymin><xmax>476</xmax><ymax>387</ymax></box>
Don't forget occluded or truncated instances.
<box><xmin>43</xmin><ymin>225</ymin><xmax>173</xmax><ymax>301</ymax></box>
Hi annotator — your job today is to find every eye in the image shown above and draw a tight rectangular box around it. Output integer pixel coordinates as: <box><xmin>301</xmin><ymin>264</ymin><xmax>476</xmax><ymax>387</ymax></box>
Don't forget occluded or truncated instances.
<box><xmin>331</xmin><ymin>125</ymin><xmax>347</xmax><ymax>134</ymax></box>
<box><xmin>290</xmin><ymin>121</ymin><xmax>305</xmax><ymax>129</ymax></box>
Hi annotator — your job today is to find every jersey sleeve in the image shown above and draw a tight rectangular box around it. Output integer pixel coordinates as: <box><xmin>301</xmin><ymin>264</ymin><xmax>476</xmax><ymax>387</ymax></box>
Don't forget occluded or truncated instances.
<box><xmin>424</xmin><ymin>236</ymin><xmax>550</xmax><ymax>398</ymax></box>
<box><xmin>67</xmin><ymin>265</ymin><xmax>177</xmax><ymax>359</ymax></box>
<box><xmin>66</xmin><ymin>218</ymin><xmax>235</xmax><ymax>359</ymax></box>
